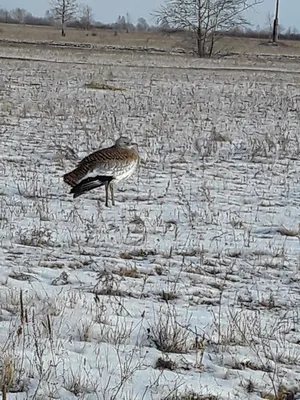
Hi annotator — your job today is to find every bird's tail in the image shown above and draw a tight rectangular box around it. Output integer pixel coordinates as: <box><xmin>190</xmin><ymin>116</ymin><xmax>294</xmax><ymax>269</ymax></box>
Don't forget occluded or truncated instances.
<box><xmin>70</xmin><ymin>176</ymin><xmax>113</xmax><ymax>198</ymax></box>
<box><xmin>63</xmin><ymin>167</ymin><xmax>86</xmax><ymax>188</ymax></box>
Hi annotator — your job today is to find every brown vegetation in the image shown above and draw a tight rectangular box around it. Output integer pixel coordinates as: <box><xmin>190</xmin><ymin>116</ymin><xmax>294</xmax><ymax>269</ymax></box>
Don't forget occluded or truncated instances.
<box><xmin>1</xmin><ymin>23</ymin><xmax>300</xmax><ymax>56</ymax></box>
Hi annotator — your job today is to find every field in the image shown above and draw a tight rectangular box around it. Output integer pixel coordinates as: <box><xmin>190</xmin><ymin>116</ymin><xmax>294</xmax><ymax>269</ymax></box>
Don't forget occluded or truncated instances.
<box><xmin>0</xmin><ymin>42</ymin><xmax>300</xmax><ymax>400</ymax></box>
<box><xmin>2</xmin><ymin>23</ymin><xmax>300</xmax><ymax>56</ymax></box>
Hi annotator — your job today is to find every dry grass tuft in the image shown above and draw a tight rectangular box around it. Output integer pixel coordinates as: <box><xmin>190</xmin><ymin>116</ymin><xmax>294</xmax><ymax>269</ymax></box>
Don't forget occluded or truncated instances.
<box><xmin>0</xmin><ymin>357</ymin><xmax>15</xmax><ymax>399</ymax></box>
<box><xmin>117</xmin><ymin>266</ymin><xmax>142</xmax><ymax>278</ymax></box>
<box><xmin>160</xmin><ymin>291</ymin><xmax>180</xmax><ymax>301</ymax></box>
<box><xmin>84</xmin><ymin>81</ymin><xmax>125</xmax><ymax>91</ymax></box>
<box><xmin>155</xmin><ymin>356</ymin><xmax>177</xmax><ymax>371</ymax></box>
<box><xmin>119</xmin><ymin>249</ymin><xmax>157</xmax><ymax>260</ymax></box>
<box><xmin>147</xmin><ymin>309</ymin><xmax>191</xmax><ymax>353</ymax></box>
<box><xmin>168</xmin><ymin>392</ymin><xmax>219</xmax><ymax>400</ymax></box>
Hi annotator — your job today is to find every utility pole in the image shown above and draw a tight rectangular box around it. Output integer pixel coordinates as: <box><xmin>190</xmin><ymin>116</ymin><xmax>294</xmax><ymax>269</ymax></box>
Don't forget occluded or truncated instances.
<box><xmin>272</xmin><ymin>0</ymin><xmax>279</xmax><ymax>42</ymax></box>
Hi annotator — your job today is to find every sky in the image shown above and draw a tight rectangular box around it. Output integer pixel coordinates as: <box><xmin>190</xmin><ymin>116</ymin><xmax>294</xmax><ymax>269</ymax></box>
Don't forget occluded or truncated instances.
<box><xmin>0</xmin><ymin>0</ymin><xmax>299</xmax><ymax>31</ymax></box>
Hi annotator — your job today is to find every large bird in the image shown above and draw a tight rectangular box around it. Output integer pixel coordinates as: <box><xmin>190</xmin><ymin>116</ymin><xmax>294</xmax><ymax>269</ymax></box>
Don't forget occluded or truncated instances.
<box><xmin>63</xmin><ymin>136</ymin><xmax>139</xmax><ymax>207</ymax></box>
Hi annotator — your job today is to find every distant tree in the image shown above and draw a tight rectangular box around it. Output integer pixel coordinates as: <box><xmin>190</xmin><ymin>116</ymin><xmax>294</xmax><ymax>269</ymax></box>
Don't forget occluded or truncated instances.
<box><xmin>45</xmin><ymin>9</ymin><xmax>56</xmax><ymax>25</ymax></box>
<box><xmin>115</xmin><ymin>15</ymin><xmax>126</xmax><ymax>30</ymax></box>
<box><xmin>0</xmin><ymin>8</ymin><xmax>9</xmax><ymax>23</ymax></box>
<box><xmin>285</xmin><ymin>26</ymin><xmax>300</xmax><ymax>40</ymax></box>
<box><xmin>126</xmin><ymin>12</ymin><xmax>135</xmax><ymax>32</ymax></box>
<box><xmin>23</xmin><ymin>12</ymin><xmax>34</xmax><ymax>25</ymax></box>
<box><xmin>10</xmin><ymin>8</ymin><xmax>27</xmax><ymax>24</ymax></box>
<box><xmin>113</xmin><ymin>14</ymin><xmax>135</xmax><ymax>32</ymax></box>
<box><xmin>49</xmin><ymin>0</ymin><xmax>78</xmax><ymax>36</ymax></box>
<box><xmin>153</xmin><ymin>0</ymin><xmax>264</xmax><ymax>57</ymax></box>
<box><xmin>24</xmin><ymin>13</ymin><xmax>50</xmax><ymax>26</ymax></box>
<box><xmin>278</xmin><ymin>24</ymin><xmax>285</xmax><ymax>38</ymax></box>
<box><xmin>126</xmin><ymin>12</ymin><xmax>131</xmax><ymax>26</ymax></box>
<box><xmin>136</xmin><ymin>17</ymin><xmax>149</xmax><ymax>31</ymax></box>
<box><xmin>79</xmin><ymin>4</ymin><xmax>93</xmax><ymax>30</ymax></box>
<box><xmin>265</xmin><ymin>11</ymin><xmax>273</xmax><ymax>40</ymax></box>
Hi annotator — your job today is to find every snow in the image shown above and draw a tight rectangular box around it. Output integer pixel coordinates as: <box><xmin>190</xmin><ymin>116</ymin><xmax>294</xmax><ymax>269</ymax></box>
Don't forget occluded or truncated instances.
<box><xmin>0</xmin><ymin>44</ymin><xmax>300</xmax><ymax>400</ymax></box>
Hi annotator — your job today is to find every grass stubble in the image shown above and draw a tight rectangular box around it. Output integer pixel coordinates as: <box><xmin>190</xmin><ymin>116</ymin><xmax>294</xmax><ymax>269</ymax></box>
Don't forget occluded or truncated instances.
<box><xmin>0</xmin><ymin>42</ymin><xmax>299</xmax><ymax>399</ymax></box>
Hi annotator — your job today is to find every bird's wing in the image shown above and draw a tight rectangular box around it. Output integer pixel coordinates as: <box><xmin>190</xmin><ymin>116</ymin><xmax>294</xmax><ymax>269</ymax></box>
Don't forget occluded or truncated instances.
<box><xmin>78</xmin><ymin>147</ymin><xmax>139</xmax><ymax>176</ymax></box>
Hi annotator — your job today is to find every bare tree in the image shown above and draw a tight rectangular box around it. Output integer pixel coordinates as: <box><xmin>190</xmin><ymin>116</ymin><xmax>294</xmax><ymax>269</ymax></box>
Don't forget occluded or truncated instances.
<box><xmin>126</xmin><ymin>12</ymin><xmax>135</xmax><ymax>32</ymax></box>
<box><xmin>153</xmin><ymin>0</ymin><xmax>263</xmax><ymax>57</ymax></box>
<box><xmin>10</xmin><ymin>8</ymin><xmax>27</xmax><ymax>24</ymax></box>
<box><xmin>79</xmin><ymin>4</ymin><xmax>93</xmax><ymax>30</ymax></box>
<box><xmin>45</xmin><ymin>9</ymin><xmax>55</xmax><ymax>25</ymax></box>
<box><xmin>115</xmin><ymin>15</ymin><xmax>127</xmax><ymax>30</ymax></box>
<box><xmin>49</xmin><ymin>0</ymin><xmax>78</xmax><ymax>36</ymax></box>
<box><xmin>265</xmin><ymin>11</ymin><xmax>273</xmax><ymax>40</ymax></box>
<box><xmin>136</xmin><ymin>17</ymin><xmax>149</xmax><ymax>31</ymax></box>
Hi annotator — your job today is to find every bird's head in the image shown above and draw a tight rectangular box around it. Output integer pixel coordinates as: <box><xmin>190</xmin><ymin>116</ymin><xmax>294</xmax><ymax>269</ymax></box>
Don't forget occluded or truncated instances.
<box><xmin>114</xmin><ymin>136</ymin><xmax>138</xmax><ymax>149</ymax></box>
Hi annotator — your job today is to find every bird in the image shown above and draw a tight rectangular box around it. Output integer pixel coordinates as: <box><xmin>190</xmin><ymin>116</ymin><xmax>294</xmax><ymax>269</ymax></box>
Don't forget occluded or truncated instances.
<box><xmin>63</xmin><ymin>136</ymin><xmax>139</xmax><ymax>207</ymax></box>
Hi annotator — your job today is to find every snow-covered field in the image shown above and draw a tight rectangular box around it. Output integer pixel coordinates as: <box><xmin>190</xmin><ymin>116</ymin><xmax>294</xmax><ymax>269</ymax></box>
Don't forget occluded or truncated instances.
<box><xmin>0</xmin><ymin>46</ymin><xmax>300</xmax><ymax>400</ymax></box>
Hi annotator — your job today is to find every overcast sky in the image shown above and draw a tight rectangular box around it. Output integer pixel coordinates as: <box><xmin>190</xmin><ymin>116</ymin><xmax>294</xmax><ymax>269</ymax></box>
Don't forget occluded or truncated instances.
<box><xmin>0</xmin><ymin>0</ymin><xmax>298</xmax><ymax>30</ymax></box>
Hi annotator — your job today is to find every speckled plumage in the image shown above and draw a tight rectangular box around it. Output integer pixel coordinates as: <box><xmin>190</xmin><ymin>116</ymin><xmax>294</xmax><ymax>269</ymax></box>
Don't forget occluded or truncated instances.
<box><xmin>63</xmin><ymin>137</ymin><xmax>139</xmax><ymax>206</ymax></box>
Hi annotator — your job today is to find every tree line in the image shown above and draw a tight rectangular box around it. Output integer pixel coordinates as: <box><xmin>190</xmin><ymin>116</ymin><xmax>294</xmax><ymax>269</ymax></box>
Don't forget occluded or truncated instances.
<box><xmin>0</xmin><ymin>0</ymin><xmax>299</xmax><ymax>57</ymax></box>
<box><xmin>0</xmin><ymin>3</ymin><xmax>155</xmax><ymax>34</ymax></box>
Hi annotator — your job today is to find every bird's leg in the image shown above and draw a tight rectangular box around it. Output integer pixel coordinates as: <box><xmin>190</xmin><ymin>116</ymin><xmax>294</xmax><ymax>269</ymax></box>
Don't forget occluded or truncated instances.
<box><xmin>105</xmin><ymin>181</ymin><xmax>109</xmax><ymax>207</ymax></box>
<box><xmin>109</xmin><ymin>183</ymin><xmax>115</xmax><ymax>206</ymax></box>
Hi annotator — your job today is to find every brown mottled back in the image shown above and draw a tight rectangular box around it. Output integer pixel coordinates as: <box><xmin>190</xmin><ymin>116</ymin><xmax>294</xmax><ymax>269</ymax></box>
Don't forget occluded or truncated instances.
<box><xmin>79</xmin><ymin>146</ymin><xmax>138</xmax><ymax>167</ymax></box>
<box><xmin>63</xmin><ymin>144</ymin><xmax>139</xmax><ymax>188</ymax></box>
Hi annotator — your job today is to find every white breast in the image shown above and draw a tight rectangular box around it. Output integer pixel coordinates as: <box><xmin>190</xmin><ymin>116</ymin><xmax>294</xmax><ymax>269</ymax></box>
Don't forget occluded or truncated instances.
<box><xmin>113</xmin><ymin>161</ymin><xmax>138</xmax><ymax>183</ymax></box>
